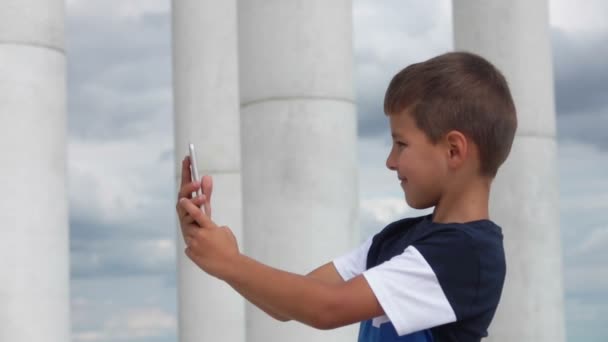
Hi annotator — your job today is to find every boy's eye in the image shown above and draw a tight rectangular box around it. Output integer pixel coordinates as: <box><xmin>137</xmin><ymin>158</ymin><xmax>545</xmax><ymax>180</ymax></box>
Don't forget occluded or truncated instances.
<box><xmin>395</xmin><ymin>141</ymin><xmax>407</xmax><ymax>148</ymax></box>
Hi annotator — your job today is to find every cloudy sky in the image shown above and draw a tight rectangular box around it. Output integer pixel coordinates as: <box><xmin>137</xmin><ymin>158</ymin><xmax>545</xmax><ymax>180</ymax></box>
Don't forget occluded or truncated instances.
<box><xmin>65</xmin><ymin>1</ymin><xmax>607</xmax><ymax>341</ymax></box>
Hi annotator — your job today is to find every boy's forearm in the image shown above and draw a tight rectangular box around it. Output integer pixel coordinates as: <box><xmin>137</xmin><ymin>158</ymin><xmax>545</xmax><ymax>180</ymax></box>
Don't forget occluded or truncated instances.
<box><xmin>229</xmin><ymin>284</ymin><xmax>291</xmax><ymax>322</ymax></box>
<box><xmin>223</xmin><ymin>254</ymin><xmax>338</xmax><ymax>329</ymax></box>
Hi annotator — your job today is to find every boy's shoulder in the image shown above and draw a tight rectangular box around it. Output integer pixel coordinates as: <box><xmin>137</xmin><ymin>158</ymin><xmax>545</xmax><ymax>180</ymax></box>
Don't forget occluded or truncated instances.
<box><xmin>380</xmin><ymin>214</ymin><xmax>502</xmax><ymax>242</ymax></box>
<box><xmin>371</xmin><ymin>215</ymin><xmax>428</xmax><ymax>241</ymax></box>
<box><xmin>368</xmin><ymin>214</ymin><xmax>504</xmax><ymax>269</ymax></box>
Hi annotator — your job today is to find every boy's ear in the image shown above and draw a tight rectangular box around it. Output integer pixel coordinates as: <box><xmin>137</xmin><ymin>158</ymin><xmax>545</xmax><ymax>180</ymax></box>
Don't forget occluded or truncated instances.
<box><xmin>444</xmin><ymin>131</ymin><xmax>468</xmax><ymax>168</ymax></box>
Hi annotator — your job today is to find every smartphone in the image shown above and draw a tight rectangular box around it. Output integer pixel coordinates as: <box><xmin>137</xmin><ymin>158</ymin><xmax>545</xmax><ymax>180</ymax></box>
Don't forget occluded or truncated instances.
<box><xmin>188</xmin><ymin>143</ymin><xmax>204</xmax><ymax>209</ymax></box>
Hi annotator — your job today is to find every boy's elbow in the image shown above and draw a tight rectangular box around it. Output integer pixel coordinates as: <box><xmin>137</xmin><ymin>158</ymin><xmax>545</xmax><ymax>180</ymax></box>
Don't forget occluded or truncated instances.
<box><xmin>267</xmin><ymin>311</ymin><xmax>291</xmax><ymax>322</ymax></box>
<box><xmin>312</xmin><ymin>312</ymin><xmax>343</xmax><ymax>331</ymax></box>
<box><xmin>314</xmin><ymin>319</ymin><xmax>338</xmax><ymax>331</ymax></box>
<box><xmin>311</xmin><ymin>296</ymin><xmax>345</xmax><ymax>330</ymax></box>
<box><xmin>273</xmin><ymin>313</ymin><xmax>321</xmax><ymax>327</ymax></box>
<box><xmin>308</xmin><ymin>315</ymin><xmax>332</xmax><ymax>330</ymax></box>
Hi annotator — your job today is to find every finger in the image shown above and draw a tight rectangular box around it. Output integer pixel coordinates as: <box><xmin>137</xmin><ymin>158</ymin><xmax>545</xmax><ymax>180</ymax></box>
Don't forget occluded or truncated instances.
<box><xmin>190</xmin><ymin>193</ymin><xmax>206</xmax><ymax>213</ymax></box>
<box><xmin>180</xmin><ymin>156</ymin><xmax>192</xmax><ymax>189</ymax></box>
<box><xmin>179</xmin><ymin>198</ymin><xmax>214</xmax><ymax>228</ymax></box>
<box><xmin>182</xmin><ymin>212</ymin><xmax>196</xmax><ymax>225</ymax></box>
<box><xmin>177</xmin><ymin>195</ymin><xmax>204</xmax><ymax>225</ymax></box>
<box><xmin>175</xmin><ymin>191</ymin><xmax>200</xmax><ymax>222</ymax></box>
<box><xmin>181</xmin><ymin>206</ymin><xmax>204</xmax><ymax>225</ymax></box>
<box><xmin>192</xmin><ymin>194</ymin><xmax>206</xmax><ymax>208</ymax></box>
<box><xmin>178</xmin><ymin>181</ymin><xmax>201</xmax><ymax>201</ymax></box>
<box><xmin>183</xmin><ymin>223</ymin><xmax>199</xmax><ymax>239</ymax></box>
<box><xmin>180</xmin><ymin>220</ymin><xmax>200</xmax><ymax>245</ymax></box>
<box><xmin>176</xmin><ymin>200</ymin><xmax>188</xmax><ymax>221</ymax></box>
<box><xmin>201</xmin><ymin>175</ymin><xmax>213</xmax><ymax>217</ymax></box>
<box><xmin>202</xmin><ymin>175</ymin><xmax>213</xmax><ymax>198</ymax></box>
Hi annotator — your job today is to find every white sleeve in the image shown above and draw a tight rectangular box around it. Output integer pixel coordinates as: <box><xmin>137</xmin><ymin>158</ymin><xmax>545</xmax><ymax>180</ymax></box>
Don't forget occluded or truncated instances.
<box><xmin>332</xmin><ymin>235</ymin><xmax>374</xmax><ymax>281</ymax></box>
<box><xmin>362</xmin><ymin>245</ymin><xmax>457</xmax><ymax>336</ymax></box>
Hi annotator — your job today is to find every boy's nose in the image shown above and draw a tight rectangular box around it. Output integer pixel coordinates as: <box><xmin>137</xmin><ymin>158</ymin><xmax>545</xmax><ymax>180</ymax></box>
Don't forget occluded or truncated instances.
<box><xmin>386</xmin><ymin>154</ymin><xmax>397</xmax><ymax>171</ymax></box>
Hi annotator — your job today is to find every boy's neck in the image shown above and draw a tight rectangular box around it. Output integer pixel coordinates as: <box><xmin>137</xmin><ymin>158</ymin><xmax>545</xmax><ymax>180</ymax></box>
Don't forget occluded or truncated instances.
<box><xmin>431</xmin><ymin>177</ymin><xmax>491</xmax><ymax>224</ymax></box>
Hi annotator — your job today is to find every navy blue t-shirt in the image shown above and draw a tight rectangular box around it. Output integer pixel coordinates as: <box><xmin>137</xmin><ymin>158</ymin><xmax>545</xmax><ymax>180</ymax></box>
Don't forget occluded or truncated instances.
<box><xmin>333</xmin><ymin>214</ymin><xmax>506</xmax><ymax>342</ymax></box>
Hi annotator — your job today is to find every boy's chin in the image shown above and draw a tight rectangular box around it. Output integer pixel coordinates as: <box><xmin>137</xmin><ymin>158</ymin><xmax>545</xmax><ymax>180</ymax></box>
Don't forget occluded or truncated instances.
<box><xmin>405</xmin><ymin>194</ymin><xmax>435</xmax><ymax>210</ymax></box>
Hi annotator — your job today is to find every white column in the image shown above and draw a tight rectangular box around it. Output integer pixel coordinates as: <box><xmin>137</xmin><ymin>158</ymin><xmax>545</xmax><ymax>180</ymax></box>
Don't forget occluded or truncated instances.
<box><xmin>453</xmin><ymin>1</ymin><xmax>565</xmax><ymax>341</ymax></box>
<box><xmin>239</xmin><ymin>1</ymin><xmax>359</xmax><ymax>341</ymax></box>
<box><xmin>172</xmin><ymin>1</ymin><xmax>245</xmax><ymax>341</ymax></box>
<box><xmin>0</xmin><ymin>1</ymin><xmax>70</xmax><ymax>341</ymax></box>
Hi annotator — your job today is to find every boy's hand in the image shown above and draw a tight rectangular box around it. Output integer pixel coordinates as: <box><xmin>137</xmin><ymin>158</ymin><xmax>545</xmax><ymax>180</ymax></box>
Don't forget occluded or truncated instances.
<box><xmin>176</xmin><ymin>156</ymin><xmax>238</xmax><ymax>279</ymax></box>
<box><xmin>176</xmin><ymin>157</ymin><xmax>213</xmax><ymax>239</ymax></box>
<box><xmin>178</xmin><ymin>197</ymin><xmax>240</xmax><ymax>280</ymax></box>
<box><xmin>177</xmin><ymin>156</ymin><xmax>213</xmax><ymax>216</ymax></box>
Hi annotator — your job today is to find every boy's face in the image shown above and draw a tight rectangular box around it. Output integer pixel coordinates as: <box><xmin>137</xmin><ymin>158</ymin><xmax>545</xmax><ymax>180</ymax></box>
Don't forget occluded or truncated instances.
<box><xmin>385</xmin><ymin>111</ymin><xmax>448</xmax><ymax>209</ymax></box>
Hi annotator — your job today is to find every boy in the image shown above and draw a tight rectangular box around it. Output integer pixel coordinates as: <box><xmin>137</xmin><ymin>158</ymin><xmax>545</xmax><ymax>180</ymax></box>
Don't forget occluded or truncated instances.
<box><xmin>176</xmin><ymin>51</ymin><xmax>517</xmax><ymax>341</ymax></box>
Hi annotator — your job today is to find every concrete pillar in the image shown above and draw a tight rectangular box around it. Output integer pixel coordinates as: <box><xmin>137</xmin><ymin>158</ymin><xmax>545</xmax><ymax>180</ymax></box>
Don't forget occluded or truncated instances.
<box><xmin>172</xmin><ymin>1</ymin><xmax>245</xmax><ymax>341</ymax></box>
<box><xmin>453</xmin><ymin>1</ymin><xmax>565</xmax><ymax>341</ymax></box>
<box><xmin>238</xmin><ymin>1</ymin><xmax>359</xmax><ymax>341</ymax></box>
<box><xmin>0</xmin><ymin>0</ymin><xmax>70</xmax><ymax>341</ymax></box>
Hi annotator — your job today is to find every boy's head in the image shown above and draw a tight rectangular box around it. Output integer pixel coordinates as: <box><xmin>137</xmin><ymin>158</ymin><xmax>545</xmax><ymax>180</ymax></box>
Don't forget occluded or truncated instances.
<box><xmin>384</xmin><ymin>52</ymin><xmax>517</xmax><ymax>209</ymax></box>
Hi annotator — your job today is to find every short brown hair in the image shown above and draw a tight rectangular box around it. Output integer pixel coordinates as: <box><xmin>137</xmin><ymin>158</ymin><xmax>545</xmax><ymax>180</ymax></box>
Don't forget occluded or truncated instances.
<box><xmin>384</xmin><ymin>51</ymin><xmax>517</xmax><ymax>177</ymax></box>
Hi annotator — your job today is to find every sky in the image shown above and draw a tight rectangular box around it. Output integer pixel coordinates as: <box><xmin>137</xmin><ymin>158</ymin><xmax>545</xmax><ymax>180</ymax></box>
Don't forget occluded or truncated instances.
<box><xmin>65</xmin><ymin>1</ymin><xmax>608</xmax><ymax>341</ymax></box>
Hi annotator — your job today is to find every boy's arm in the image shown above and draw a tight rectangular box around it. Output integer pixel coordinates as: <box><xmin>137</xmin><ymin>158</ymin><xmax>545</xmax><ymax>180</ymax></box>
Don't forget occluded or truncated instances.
<box><xmin>230</xmin><ymin>285</ymin><xmax>291</xmax><ymax>321</ymax></box>
<box><xmin>233</xmin><ymin>261</ymin><xmax>347</xmax><ymax>322</ymax></box>
<box><xmin>178</xmin><ymin>197</ymin><xmax>383</xmax><ymax>329</ymax></box>
<box><xmin>223</xmin><ymin>255</ymin><xmax>384</xmax><ymax>329</ymax></box>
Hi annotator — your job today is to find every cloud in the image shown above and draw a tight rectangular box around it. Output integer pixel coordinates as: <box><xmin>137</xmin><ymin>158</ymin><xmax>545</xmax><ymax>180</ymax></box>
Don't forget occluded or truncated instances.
<box><xmin>106</xmin><ymin>308</ymin><xmax>175</xmax><ymax>338</ymax></box>
<box><xmin>64</xmin><ymin>2</ymin><xmax>178</xmax><ymax>340</ymax></box>
<box><xmin>71</xmin><ymin>238</ymin><xmax>176</xmax><ymax>278</ymax></box>
<box><xmin>557</xmin><ymin>141</ymin><xmax>608</xmax><ymax>300</ymax></box>
<box><xmin>71</xmin><ymin>276</ymin><xmax>177</xmax><ymax>342</ymax></box>
<box><xmin>565</xmin><ymin>294</ymin><xmax>608</xmax><ymax>342</ymax></box>
<box><xmin>353</xmin><ymin>0</ymin><xmax>453</xmax><ymax>138</ymax></box>
<box><xmin>67</xmin><ymin>0</ymin><xmax>169</xmax><ymax>19</ymax></box>
<box><xmin>555</xmin><ymin>140</ymin><xmax>608</xmax><ymax>340</ymax></box>
<box><xmin>552</xmin><ymin>29</ymin><xmax>608</xmax><ymax>117</ymax></box>
<box><xmin>65</xmin><ymin>0</ymin><xmax>177</xmax><ymax>280</ymax></box>
<box><xmin>67</xmin><ymin>137</ymin><xmax>179</xmax><ymax>279</ymax></box>
<box><xmin>72</xmin><ymin>307</ymin><xmax>176</xmax><ymax>342</ymax></box>
<box><xmin>66</xmin><ymin>11</ymin><xmax>172</xmax><ymax>141</ymax></box>
<box><xmin>551</xmin><ymin>27</ymin><xmax>608</xmax><ymax>150</ymax></box>
<box><xmin>549</xmin><ymin>0</ymin><xmax>608</xmax><ymax>33</ymax></box>
<box><xmin>67</xmin><ymin>137</ymin><xmax>176</xmax><ymax>236</ymax></box>
<box><xmin>574</xmin><ymin>227</ymin><xmax>608</xmax><ymax>257</ymax></box>
<box><xmin>557</xmin><ymin>111</ymin><xmax>608</xmax><ymax>150</ymax></box>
